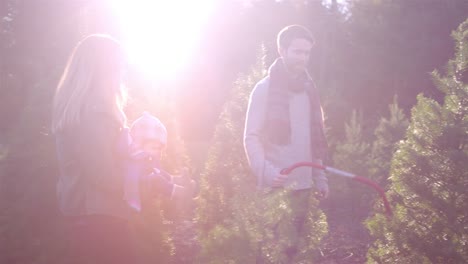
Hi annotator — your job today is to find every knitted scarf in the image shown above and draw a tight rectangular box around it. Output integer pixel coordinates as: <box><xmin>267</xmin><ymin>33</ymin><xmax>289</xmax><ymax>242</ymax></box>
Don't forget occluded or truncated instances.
<box><xmin>266</xmin><ymin>58</ymin><xmax>328</xmax><ymax>162</ymax></box>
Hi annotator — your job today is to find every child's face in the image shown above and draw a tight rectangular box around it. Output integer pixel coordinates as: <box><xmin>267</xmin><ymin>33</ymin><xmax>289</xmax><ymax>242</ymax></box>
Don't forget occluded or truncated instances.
<box><xmin>142</xmin><ymin>140</ymin><xmax>164</xmax><ymax>158</ymax></box>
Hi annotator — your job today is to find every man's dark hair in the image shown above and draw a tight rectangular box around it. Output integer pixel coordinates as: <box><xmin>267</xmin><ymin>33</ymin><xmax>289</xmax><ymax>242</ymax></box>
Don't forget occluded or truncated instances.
<box><xmin>277</xmin><ymin>25</ymin><xmax>315</xmax><ymax>51</ymax></box>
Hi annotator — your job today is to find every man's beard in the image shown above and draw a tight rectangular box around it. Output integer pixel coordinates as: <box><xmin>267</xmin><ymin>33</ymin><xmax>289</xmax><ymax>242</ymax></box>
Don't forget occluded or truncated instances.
<box><xmin>286</xmin><ymin>61</ymin><xmax>307</xmax><ymax>74</ymax></box>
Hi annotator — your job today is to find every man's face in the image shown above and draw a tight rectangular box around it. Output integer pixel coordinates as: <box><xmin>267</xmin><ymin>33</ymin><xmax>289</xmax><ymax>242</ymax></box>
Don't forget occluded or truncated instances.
<box><xmin>279</xmin><ymin>38</ymin><xmax>312</xmax><ymax>75</ymax></box>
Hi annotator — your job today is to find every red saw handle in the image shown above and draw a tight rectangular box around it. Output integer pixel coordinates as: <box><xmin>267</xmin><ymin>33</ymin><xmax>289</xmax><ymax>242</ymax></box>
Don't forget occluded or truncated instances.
<box><xmin>280</xmin><ymin>162</ymin><xmax>392</xmax><ymax>217</ymax></box>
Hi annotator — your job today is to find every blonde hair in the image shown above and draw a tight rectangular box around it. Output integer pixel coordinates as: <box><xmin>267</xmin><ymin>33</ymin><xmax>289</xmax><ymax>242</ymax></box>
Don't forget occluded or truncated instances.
<box><xmin>52</xmin><ymin>34</ymin><xmax>127</xmax><ymax>133</ymax></box>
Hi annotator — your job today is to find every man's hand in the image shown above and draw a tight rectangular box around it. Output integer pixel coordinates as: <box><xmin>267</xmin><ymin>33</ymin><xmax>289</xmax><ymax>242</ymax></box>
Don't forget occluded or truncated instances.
<box><xmin>315</xmin><ymin>184</ymin><xmax>329</xmax><ymax>200</ymax></box>
<box><xmin>272</xmin><ymin>174</ymin><xmax>288</xmax><ymax>187</ymax></box>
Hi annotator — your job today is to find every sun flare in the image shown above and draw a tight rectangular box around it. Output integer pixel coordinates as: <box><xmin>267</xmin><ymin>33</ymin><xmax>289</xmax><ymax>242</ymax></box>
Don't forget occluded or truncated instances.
<box><xmin>113</xmin><ymin>0</ymin><xmax>214</xmax><ymax>79</ymax></box>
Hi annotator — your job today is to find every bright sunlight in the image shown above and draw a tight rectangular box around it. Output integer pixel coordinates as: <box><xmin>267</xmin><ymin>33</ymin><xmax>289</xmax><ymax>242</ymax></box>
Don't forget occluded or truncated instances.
<box><xmin>113</xmin><ymin>0</ymin><xmax>215</xmax><ymax>79</ymax></box>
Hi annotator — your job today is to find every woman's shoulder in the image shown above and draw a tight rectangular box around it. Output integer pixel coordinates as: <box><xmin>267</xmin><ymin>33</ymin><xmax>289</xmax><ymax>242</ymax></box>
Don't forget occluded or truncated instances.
<box><xmin>255</xmin><ymin>76</ymin><xmax>270</xmax><ymax>91</ymax></box>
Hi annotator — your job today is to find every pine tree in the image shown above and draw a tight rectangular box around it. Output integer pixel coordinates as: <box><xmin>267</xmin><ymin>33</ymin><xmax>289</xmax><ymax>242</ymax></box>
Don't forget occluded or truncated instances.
<box><xmin>368</xmin><ymin>96</ymin><xmax>409</xmax><ymax>187</ymax></box>
<box><xmin>329</xmin><ymin>110</ymin><xmax>372</xmax><ymax>233</ymax></box>
<box><xmin>318</xmin><ymin>100</ymin><xmax>409</xmax><ymax>263</ymax></box>
<box><xmin>0</xmin><ymin>69</ymin><xmax>68</xmax><ymax>264</ymax></box>
<box><xmin>196</xmin><ymin>52</ymin><xmax>265</xmax><ymax>263</ymax></box>
<box><xmin>366</xmin><ymin>19</ymin><xmax>468</xmax><ymax>264</ymax></box>
<box><xmin>0</xmin><ymin>2</ymin><xmax>86</xmax><ymax>263</ymax></box>
<box><xmin>196</xmin><ymin>51</ymin><xmax>327</xmax><ymax>263</ymax></box>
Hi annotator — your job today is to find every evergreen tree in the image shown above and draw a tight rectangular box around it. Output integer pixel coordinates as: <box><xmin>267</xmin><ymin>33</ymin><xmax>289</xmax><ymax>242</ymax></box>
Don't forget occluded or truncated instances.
<box><xmin>345</xmin><ymin>0</ymin><xmax>468</xmax><ymax>112</ymax></box>
<box><xmin>196</xmin><ymin>51</ymin><xmax>264</xmax><ymax>233</ymax></box>
<box><xmin>196</xmin><ymin>51</ymin><xmax>327</xmax><ymax>263</ymax></box>
<box><xmin>319</xmin><ymin>99</ymin><xmax>409</xmax><ymax>263</ymax></box>
<box><xmin>0</xmin><ymin>80</ymin><xmax>66</xmax><ymax>264</ymax></box>
<box><xmin>366</xmin><ymin>19</ymin><xmax>468</xmax><ymax>264</ymax></box>
<box><xmin>368</xmin><ymin>96</ymin><xmax>409</xmax><ymax>186</ymax></box>
<box><xmin>329</xmin><ymin>110</ymin><xmax>372</xmax><ymax>233</ymax></box>
<box><xmin>0</xmin><ymin>2</ymin><xmax>85</xmax><ymax>263</ymax></box>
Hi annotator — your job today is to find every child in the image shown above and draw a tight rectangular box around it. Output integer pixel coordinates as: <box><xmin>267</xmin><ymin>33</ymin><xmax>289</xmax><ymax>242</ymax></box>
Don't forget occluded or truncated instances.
<box><xmin>120</xmin><ymin>112</ymin><xmax>189</xmax><ymax>212</ymax></box>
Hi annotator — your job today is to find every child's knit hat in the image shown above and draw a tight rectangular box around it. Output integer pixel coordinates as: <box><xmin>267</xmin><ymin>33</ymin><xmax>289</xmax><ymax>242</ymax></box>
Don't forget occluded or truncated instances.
<box><xmin>130</xmin><ymin>112</ymin><xmax>167</xmax><ymax>146</ymax></box>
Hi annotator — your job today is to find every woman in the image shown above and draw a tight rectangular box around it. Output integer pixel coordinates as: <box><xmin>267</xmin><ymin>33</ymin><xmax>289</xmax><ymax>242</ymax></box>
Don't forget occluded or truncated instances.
<box><xmin>52</xmin><ymin>34</ymin><xmax>136</xmax><ymax>264</ymax></box>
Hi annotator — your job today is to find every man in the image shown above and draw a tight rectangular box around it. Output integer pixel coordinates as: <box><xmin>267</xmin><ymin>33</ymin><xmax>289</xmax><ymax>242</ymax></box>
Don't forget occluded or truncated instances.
<box><xmin>244</xmin><ymin>25</ymin><xmax>329</xmax><ymax>261</ymax></box>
